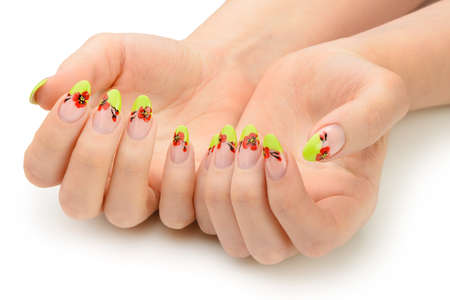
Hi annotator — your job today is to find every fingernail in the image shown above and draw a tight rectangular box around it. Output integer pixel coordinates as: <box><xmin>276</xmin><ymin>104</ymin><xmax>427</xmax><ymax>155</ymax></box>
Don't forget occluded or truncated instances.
<box><xmin>237</xmin><ymin>124</ymin><xmax>261</xmax><ymax>169</ymax></box>
<box><xmin>58</xmin><ymin>80</ymin><xmax>91</xmax><ymax>123</ymax></box>
<box><xmin>302</xmin><ymin>124</ymin><xmax>345</xmax><ymax>162</ymax></box>
<box><xmin>263</xmin><ymin>134</ymin><xmax>287</xmax><ymax>180</ymax></box>
<box><xmin>92</xmin><ymin>89</ymin><xmax>121</xmax><ymax>134</ymax></box>
<box><xmin>215</xmin><ymin>125</ymin><xmax>237</xmax><ymax>168</ymax></box>
<box><xmin>29</xmin><ymin>78</ymin><xmax>48</xmax><ymax>104</ymax></box>
<box><xmin>205</xmin><ymin>133</ymin><xmax>219</xmax><ymax>169</ymax></box>
<box><xmin>127</xmin><ymin>95</ymin><xmax>152</xmax><ymax>140</ymax></box>
<box><xmin>171</xmin><ymin>125</ymin><xmax>189</xmax><ymax>164</ymax></box>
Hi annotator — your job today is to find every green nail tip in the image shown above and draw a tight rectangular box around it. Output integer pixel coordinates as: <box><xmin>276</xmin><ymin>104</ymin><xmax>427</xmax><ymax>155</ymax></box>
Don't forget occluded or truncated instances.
<box><xmin>29</xmin><ymin>78</ymin><xmax>48</xmax><ymax>104</ymax></box>
<box><xmin>302</xmin><ymin>133</ymin><xmax>323</xmax><ymax>161</ymax></box>
<box><xmin>175</xmin><ymin>125</ymin><xmax>189</xmax><ymax>143</ymax></box>
<box><xmin>239</xmin><ymin>124</ymin><xmax>258</xmax><ymax>142</ymax></box>
<box><xmin>263</xmin><ymin>134</ymin><xmax>283</xmax><ymax>153</ymax></box>
<box><xmin>106</xmin><ymin>89</ymin><xmax>122</xmax><ymax>112</ymax></box>
<box><xmin>221</xmin><ymin>124</ymin><xmax>237</xmax><ymax>144</ymax></box>
<box><xmin>131</xmin><ymin>95</ymin><xmax>152</xmax><ymax>112</ymax></box>
<box><xmin>209</xmin><ymin>133</ymin><xmax>219</xmax><ymax>148</ymax></box>
<box><xmin>69</xmin><ymin>80</ymin><xmax>91</xmax><ymax>96</ymax></box>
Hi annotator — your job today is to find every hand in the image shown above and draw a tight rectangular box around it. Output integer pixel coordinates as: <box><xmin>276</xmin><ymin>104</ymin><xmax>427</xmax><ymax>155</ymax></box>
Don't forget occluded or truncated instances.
<box><xmin>24</xmin><ymin>33</ymin><xmax>254</xmax><ymax>228</ymax></box>
<box><xmin>195</xmin><ymin>44</ymin><xmax>409</xmax><ymax>263</ymax></box>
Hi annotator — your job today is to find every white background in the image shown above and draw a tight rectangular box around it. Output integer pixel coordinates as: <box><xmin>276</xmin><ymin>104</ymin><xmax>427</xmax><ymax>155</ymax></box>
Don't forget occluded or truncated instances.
<box><xmin>1</xmin><ymin>1</ymin><xmax>450</xmax><ymax>299</ymax></box>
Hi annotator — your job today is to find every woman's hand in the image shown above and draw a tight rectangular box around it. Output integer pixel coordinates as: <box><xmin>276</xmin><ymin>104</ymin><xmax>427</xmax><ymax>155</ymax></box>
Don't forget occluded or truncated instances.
<box><xmin>195</xmin><ymin>45</ymin><xmax>409</xmax><ymax>262</ymax></box>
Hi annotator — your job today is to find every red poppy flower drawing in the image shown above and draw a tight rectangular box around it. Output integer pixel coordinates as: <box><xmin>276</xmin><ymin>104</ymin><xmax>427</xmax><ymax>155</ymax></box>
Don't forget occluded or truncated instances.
<box><xmin>72</xmin><ymin>91</ymin><xmax>90</xmax><ymax>108</ymax></box>
<box><xmin>130</xmin><ymin>106</ymin><xmax>152</xmax><ymax>123</ymax></box>
<box><xmin>173</xmin><ymin>131</ymin><xmax>188</xmax><ymax>152</ymax></box>
<box><xmin>316</xmin><ymin>146</ymin><xmax>330</xmax><ymax>161</ymax></box>
<box><xmin>315</xmin><ymin>130</ymin><xmax>329</xmax><ymax>161</ymax></box>
<box><xmin>263</xmin><ymin>147</ymin><xmax>282</xmax><ymax>161</ymax></box>
<box><xmin>98</xmin><ymin>95</ymin><xmax>119</xmax><ymax>122</ymax></box>
<box><xmin>241</xmin><ymin>133</ymin><xmax>259</xmax><ymax>151</ymax></box>
<box><xmin>217</xmin><ymin>134</ymin><xmax>227</xmax><ymax>149</ymax></box>
<box><xmin>217</xmin><ymin>134</ymin><xmax>236</xmax><ymax>153</ymax></box>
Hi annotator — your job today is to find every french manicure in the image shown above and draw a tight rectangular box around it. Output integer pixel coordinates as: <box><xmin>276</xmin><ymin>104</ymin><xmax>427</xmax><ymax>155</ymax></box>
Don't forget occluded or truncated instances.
<box><xmin>302</xmin><ymin>124</ymin><xmax>345</xmax><ymax>162</ymax></box>
<box><xmin>127</xmin><ymin>95</ymin><xmax>152</xmax><ymax>140</ymax></box>
<box><xmin>92</xmin><ymin>89</ymin><xmax>122</xmax><ymax>134</ymax></box>
<box><xmin>215</xmin><ymin>125</ymin><xmax>237</xmax><ymax>169</ymax></box>
<box><xmin>29</xmin><ymin>78</ymin><xmax>48</xmax><ymax>104</ymax></box>
<box><xmin>206</xmin><ymin>133</ymin><xmax>219</xmax><ymax>169</ymax></box>
<box><xmin>263</xmin><ymin>134</ymin><xmax>287</xmax><ymax>180</ymax></box>
<box><xmin>237</xmin><ymin>124</ymin><xmax>261</xmax><ymax>169</ymax></box>
<box><xmin>171</xmin><ymin>125</ymin><xmax>189</xmax><ymax>164</ymax></box>
<box><xmin>58</xmin><ymin>80</ymin><xmax>91</xmax><ymax>123</ymax></box>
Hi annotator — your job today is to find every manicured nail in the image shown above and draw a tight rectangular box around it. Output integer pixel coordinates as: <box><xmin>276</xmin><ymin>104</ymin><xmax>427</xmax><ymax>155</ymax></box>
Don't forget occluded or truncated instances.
<box><xmin>127</xmin><ymin>95</ymin><xmax>152</xmax><ymax>140</ymax></box>
<box><xmin>58</xmin><ymin>80</ymin><xmax>91</xmax><ymax>123</ymax></box>
<box><xmin>92</xmin><ymin>89</ymin><xmax>121</xmax><ymax>134</ymax></box>
<box><xmin>171</xmin><ymin>125</ymin><xmax>189</xmax><ymax>164</ymax></box>
<box><xmin>29</xmin><ymin>78</ymin><xmax>48</xmax><ymax>104</ymax></box>
<box><xmin>237</xmin><ymin>124</ymin><xmax>261</xmax><ymax>169</ymax></box>
<box><xmin>302</xmin><ymin>124</ymin><xmax>345</xmax><ymax>162</ymax></box>
<box><xmin>215</xmin><ymin>125</ymin><xmax>237</xmax><ymax>168</ymax></box>
<box><xmin>205</xmin><ymin>133</ymin><xmax>219</xmax><ymax>169</ymax></box>
<box><xmin>263</xmin><ymin>134</ymin><xmax>287</xmax><ymax>180</ymax></box>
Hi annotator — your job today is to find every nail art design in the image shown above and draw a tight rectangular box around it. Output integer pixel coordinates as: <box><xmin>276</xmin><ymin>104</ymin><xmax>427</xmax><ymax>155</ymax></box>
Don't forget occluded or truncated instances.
<box><xmin>64</xmin><ymin>80</ymin><xmax>91</xmax><ymax>108</ymax></box>
<box><xmin>237</xmin><ymin>125</ymin><xmax>261</xmax><ymax>169</ymax></box>
<box><xmin>29</xmin><ymin>78</ymin><xmax>48</xmax><ymax>104</ymax></box>
<box><xmin>130</xmin><ymin>95</ymin><xmax>152</xmax><ymax>123</ymax></box>
<box><xmin>263</xmin><ymin>134</ymin><xmax>283</xmax><ymax>161</ymax></box>
<box><xmin>217</xmin><ymin>125</ymin><xmax>237</xmax><ymax>153</ymax></box>
<box><xmin>208</xmin><ymin>134</ymin><xmax>220</xmax><ymax>155</ymax></box>
<box><xmin>127</xmin><ymin>95</ymin><xmax>152</xmax><ymax>140</ymax></box>
<box><xmin>58</xmin><ymin>80</ymin><xmax>91</xmax><ymax>123</ymax></box>
<box><xmin>238</xmin><ymin>124</ymin><xmax>260</xmax><ymax>151</ymax></box>
<box><xmin>263</xmin><ymin>134</ymin><xmax>287</xmax><ymax>180</ymax></box>
<box><xmin>97</xmin><ymin>89</ymin><xmax>121</xmax><ymax>122</ymax></box>
<box><xmin>173</xmin><ymin>125</ymin><xmax>189</xmax><ymax>152</ymax></box>
<box><xmin>302</xmin><ymin>124</ymin><xmax>345</xmax><ymax>162</ymax></box>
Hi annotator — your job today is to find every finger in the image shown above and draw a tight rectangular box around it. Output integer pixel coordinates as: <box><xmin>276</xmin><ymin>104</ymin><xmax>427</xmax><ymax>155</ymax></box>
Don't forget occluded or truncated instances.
<box><xmin>302</xmin><ymin>71</ymin><xmax>409</xmax><ymax>162</ymax></box>
<box><xmin>159</xmin><ymin>126</ymin><xmax>196</xmax><ymax>229</ymax></box>
<box><xmin>265</xmin><ymin>135</ymin><xmax>372</xmax><ymax>257</ymax></box>
<box><xmin>24</xmin><ymin>80</ymin><xmax>92</xmax><ymax>187</ymax></box>
<box><xmin>231</xmin><ymin>125</ymin><xmax>296</xmax><ymax>264</ymax></box>
<box><xmin>104</xmin><ymin>95</ymin><xmax>158</xmax><ymax>228</ymax></box>
<box><xmin>29</xmin><ymin>33</ymin><xmax>203</xmax><ymax>110</ymax></box>
<box><xmin>204</xmin><ymin>125</ymin><xmax>249</xmax><ymax>258</ymax></box>
<box><xmin>29</xmin><ymin>33</ymin><xmax>123</xmax><ymax>109</ymax></box>
<box><xmin>193</xmin><ymin>134</ymin><xmax>219</xmax><ymax>235</ymax></box>
<box><xmin>59</xmin><ymin>89</ymin><xmax>123</xmax><ymax>219</ymax></box>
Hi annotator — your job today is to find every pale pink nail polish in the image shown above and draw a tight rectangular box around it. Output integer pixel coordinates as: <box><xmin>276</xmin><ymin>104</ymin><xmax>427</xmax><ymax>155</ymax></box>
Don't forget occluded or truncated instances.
<box><xmin>237</xmin><ymin>125</ymin><xmax>261</xmax><ymax>169</ymax></box>
<box><xmin>214</xmin><ymin>125</ymin><xmax>237</xmax><ymax>169</ymax></box>
<box><xmin>302</xmin><ymin>124</ymin><xmax>346</xmax><ymax>162</ymax></box>
<box><xmin>263</xmin><ymin>134</ymin><xmax>287</xmax><ymax>180</ymax></box>
<box><xmin>58</xmin><ymin>80</ymin><xmax>91</xmax><ymax>123</ymax></box>
<box><xmin>127</xmin><ymin>95</ymin><xmax>152</xmax><ymax>140</ymax></box>
<box><xmin>170</xmin><ymin>126</ymin><xmax>189</xmax><ymax>164</ymax></box>
<box><xmin>59</xmin><ymin>94</ymin><xmax>87</xmax><ymax>123</ymax></box>
<box><xmin>92</xmin><ymin>90</ymin><xmax>121</xmax><ymax>134</ymax></box>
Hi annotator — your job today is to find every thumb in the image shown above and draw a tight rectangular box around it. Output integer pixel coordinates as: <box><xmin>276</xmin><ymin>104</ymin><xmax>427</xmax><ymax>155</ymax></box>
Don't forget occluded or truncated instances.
<box><xmin>29</xmin><ymin>33</ymin><xmax>123</xmax><ymax>110</ymax></box>
<box><xmin>302</xmin><ymin>73</ymin><xmax>409</xmax><ymax>162</ymax></box>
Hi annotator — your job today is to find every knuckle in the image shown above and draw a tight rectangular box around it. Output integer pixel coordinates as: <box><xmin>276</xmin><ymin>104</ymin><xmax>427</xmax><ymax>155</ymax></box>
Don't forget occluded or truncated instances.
<box><xmin>87</xmin><ymin>32</ymin><xmax>118</xmax><ymax>44</ymax></box>
<box><xmin>23</xmin><ymin>148</ymin><xmax>59</xmax><ymax>187</ymax></box>
<box><xmin>59</xmin><ymin>189</ymin><xmax>99</xmax><ymax>220</ymax></box>
<box><xmin>70</xmin><ymin>143</ymin><xmax>110</xmax><ymax>170</ymax></box>
<box><xmin>269</xmin><ymin>196</ymin><xmax>296</xmax><ymax>218</ymax></box>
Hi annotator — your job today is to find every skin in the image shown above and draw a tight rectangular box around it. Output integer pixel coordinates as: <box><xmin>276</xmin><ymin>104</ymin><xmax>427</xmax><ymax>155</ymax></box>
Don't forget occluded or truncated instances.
<box><xmin>197</xmin><ymin>0</ymin><xmax>450</xmax><ymax>263</ymax></box>
<box><xmin>24</xmin><ymin>0</ymin><xmax>431</xmax><ymax>259</ymax></box>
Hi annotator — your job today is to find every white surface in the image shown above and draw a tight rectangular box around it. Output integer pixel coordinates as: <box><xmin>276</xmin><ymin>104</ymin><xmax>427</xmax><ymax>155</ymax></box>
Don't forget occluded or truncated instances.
<box><xmin>1</xmin><ymin>1</ymin><xmax>450</xmax><ymax>299</ymax></box>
